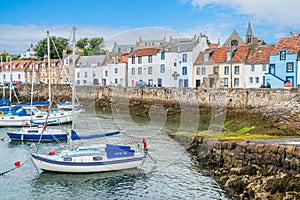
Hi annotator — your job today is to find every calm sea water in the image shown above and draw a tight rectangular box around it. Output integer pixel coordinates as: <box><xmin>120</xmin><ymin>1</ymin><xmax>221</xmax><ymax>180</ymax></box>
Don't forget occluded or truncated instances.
<box><xmin>0</xmin><ymin>108</ymin><xmax>232</xmax><ymax>200</ymax></box>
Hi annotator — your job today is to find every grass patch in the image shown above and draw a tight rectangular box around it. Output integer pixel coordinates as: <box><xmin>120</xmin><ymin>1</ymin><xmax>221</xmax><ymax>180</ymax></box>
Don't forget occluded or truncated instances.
<box><xmin>168</xmin><ymin>131</ymin><xmax>297</xmax><ymax>141</ymax></box>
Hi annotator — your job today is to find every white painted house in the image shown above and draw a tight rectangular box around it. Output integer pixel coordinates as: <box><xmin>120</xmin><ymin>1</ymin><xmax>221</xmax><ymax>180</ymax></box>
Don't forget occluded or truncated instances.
<box><xmin>244</xmin><ymin>45</ymin><xmax>274</xmax><ymax>88</ymax></box>
<box><xmin>75</xmin><ymin>55</ymin><xmax>106</xmax><ymax>85</ymax></box>
<box><xmin>127</xmin><ymin>35</ymin><xmax>208</xmax><ymax>88</ymax></box>
<box><xmin>101</xmin><ymin>56</ymin><xmax>128</xmax><ymax>87</ymax></box>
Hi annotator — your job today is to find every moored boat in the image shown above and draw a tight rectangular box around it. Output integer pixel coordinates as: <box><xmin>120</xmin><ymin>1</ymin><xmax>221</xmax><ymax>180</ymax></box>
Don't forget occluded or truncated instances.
<box><xmin>7</xmin><ymin>126</ymin><xmax>68</xmax><ymax>142</ymax></box>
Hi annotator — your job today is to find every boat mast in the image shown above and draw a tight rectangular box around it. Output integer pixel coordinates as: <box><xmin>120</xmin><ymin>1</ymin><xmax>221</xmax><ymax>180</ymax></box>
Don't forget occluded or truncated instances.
<box><xmin>47</xmin><ymin>31</ymin><xmax>51</xmax><ymax>103</ymax></box>
<box><xmin>72</xmin><ymin>26</ymin><xmax>76</xmax><ymax>130</ymax></box>
<box><xmin>0</xmin><ymin>56</ymin><xmax>4</xmax><ymax>98</ymax></box>
<box><xmin>9</xmin><ymin>56</ymin><xmax>12</xmax><ymax>113</ymax></box>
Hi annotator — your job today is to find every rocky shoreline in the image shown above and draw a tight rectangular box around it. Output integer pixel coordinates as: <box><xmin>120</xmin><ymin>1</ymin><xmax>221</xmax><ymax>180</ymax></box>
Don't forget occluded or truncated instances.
<box><xmin>172</xmin><ymin>136</ymin><xmax>300</xmax><ymax>200</ymax></box>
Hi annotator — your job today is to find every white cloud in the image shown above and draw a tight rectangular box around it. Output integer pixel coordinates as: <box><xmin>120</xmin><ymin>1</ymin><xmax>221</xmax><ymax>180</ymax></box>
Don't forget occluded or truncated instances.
<box><xmin>0</xmin><ymin>25</ymin><xmax>189</xmax><ymax>54</ymax></box>
<box><xmin>190</xmin><ymin>0</ymin><xmax>300</xmax><ymax>26</ymax></box>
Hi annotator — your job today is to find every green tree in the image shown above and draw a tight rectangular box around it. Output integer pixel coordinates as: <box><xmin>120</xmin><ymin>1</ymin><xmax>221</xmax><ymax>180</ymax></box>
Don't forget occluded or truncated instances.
<box><xmin>76</xmin><ymin>37</ymin><xmax>105</xmax><ymax>56</ymax></box>
<box><xmin>77</xmin><ymin>37</ymin><xmax>89</xmax><ymax>49</ymax></box>
<box><xmin>0</xmin><ymin>52</ymin><xmax>10</xmax><ymax>62</ymax></box>
<box><xmin>34</xmin><ymin>36</ymin><xmax>69</xmax><ymax>60</ymax></box>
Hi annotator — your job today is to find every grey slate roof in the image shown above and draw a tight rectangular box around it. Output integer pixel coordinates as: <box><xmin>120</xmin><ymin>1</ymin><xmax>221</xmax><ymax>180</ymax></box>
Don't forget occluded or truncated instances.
<box><xmin>76</xmin><ymin>55</ymin><xmax>106</xmax><ymax>68</ymax></box>
<box><xmin>165</xmin><ymin>38</ymin><xmax>199</xmax><ymax>52</ymax></box>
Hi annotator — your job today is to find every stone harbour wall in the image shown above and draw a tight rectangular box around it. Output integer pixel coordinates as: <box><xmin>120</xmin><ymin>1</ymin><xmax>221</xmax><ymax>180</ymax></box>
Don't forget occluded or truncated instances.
<box><xmin>74</xmin><ymin>86</ymin><xmax>299</xmax><ymax>108</ymax></box>
<box><xmin>11</xmin><ymin>85</ymin><xmax>299</xmax><ymax>108</ymax></box>
<box><xmin>184</xmin><ymin>136</ymin><xmax>300</xmax><ymax>199</ymax></box>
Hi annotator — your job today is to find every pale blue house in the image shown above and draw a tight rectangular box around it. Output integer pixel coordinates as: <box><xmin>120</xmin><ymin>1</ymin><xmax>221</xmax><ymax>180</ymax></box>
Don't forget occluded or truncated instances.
<box><xmin>265</xmin><ymin>33</ymin><xmax>300</xmax><ymax>88</ymax></box>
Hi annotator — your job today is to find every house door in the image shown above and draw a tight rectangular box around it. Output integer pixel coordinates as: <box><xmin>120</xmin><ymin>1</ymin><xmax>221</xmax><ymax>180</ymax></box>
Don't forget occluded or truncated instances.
<box><xmin>196</xmin><ymin>79</ymin><xmax>201</xmax><ymax>87</ymax></box>
<box><xmin>286</xmin><ymin>76</ymin><xmax>294</xmax><ymax>87</ymax></box>
<box><xmin>157</xmin><ymin>78</ymin><xmax>162</xmax><ymax>87</ymax></box>
<box><xmin>184</xmin><ymin>79</ymin><xmax>188</xmax><ymax>87</ymax></box>
<box><xmin>209</xmin><ymin>78</ymin><xmax>215</xmax><ymax>88</ymax></box>
<box><xmin>131</xmin><ymin>80</ymin><xmax>135</xmax><ymax>87</ymax></box>
<box><xmin>269</xmin><ymin>64</ymin><xmax>275</xmax><ymax>74</ymax></box>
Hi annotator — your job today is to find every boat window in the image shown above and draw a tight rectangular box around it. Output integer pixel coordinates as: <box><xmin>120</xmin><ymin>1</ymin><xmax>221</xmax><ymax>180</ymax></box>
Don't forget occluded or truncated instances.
<box><xmin>63</xmin><ymin>157</ymin><xmax>72</xmax><ymax>161</ymax></box>
<box><xmin>28</xmin><ymin>130</ymin><xmax>39</xmax><ymax>133</ymax></box>
<box><xmin>93</xmin><ymin>157</ymin><xmax>103</xmax><ymax>161</ymax></box>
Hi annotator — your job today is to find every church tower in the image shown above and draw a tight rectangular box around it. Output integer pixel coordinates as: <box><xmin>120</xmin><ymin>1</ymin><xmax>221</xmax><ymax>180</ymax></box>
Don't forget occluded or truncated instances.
<box><xmin>245</xmin><ymin>21</ymin><xmax>253</xmax><ymax>44</ymax></box>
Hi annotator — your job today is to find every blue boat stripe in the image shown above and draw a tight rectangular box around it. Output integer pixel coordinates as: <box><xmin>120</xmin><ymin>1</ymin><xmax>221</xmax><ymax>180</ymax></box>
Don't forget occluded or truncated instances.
<box><xmin>32</xmin><ymin>154</ymin><xmax>143</xmax><ymax>166</ymax></box>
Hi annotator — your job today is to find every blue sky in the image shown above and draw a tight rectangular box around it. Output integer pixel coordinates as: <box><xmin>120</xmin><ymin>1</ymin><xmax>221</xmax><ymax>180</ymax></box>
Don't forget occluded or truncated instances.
<box><xmin>1</xmin><ymin>0</ymin><xmax>300</xmax><ymax>54</ymax></box>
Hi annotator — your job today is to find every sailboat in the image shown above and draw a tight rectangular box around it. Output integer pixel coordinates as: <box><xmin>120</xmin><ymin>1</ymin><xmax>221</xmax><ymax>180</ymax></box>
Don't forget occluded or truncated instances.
<box><xmin>1</xmin><ymin>31</ymin><xmax>73</xmax><ymax>127</ymax></box>
<box><xmin>31</xmin><ymin>27</ymin><xmax>146</xmax><ymax>173</ymax></box>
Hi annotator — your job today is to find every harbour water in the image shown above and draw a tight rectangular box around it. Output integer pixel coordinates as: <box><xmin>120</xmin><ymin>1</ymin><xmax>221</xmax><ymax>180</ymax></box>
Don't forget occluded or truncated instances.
<box><xmin>0</xmin><ymin>108</ymin><xmax>232</xmax><ymax>200</ymax></box>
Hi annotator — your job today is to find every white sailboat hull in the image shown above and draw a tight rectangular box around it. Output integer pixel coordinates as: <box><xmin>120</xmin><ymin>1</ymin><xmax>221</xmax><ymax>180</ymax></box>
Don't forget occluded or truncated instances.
<box><xmin>0</xmin><ymin>111</ymin><xmax>73</xmax><ymax>127</ymax></box>
<box><xmin>31</xmin><ymin>153</ymin><xmax>144</xmax><ymax>173</ymax></box>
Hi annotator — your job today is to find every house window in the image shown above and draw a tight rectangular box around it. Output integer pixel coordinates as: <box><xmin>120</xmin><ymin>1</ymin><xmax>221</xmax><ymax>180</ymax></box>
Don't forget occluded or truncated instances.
<box><xmin>92</xmin><ymin>71</ymin><xmax>96</xmax><ymax>78</ymax></box>
<box><xmin>286</xmin><ymin>62</ymin><xmax>294</xmax><ymax>72</ymax></box>
<box><xmin>148</xmin><ymin>66</ymin><xmax>152</xmax><ymax>74</ymax></box>
<box><xmin>251</xmin><ymin>65</ymin><xmax>255</xmax><ymax>72</ymax></box>
<box><xmin>234</xmin><ymin>78</ymin><xmax>239</xmax><ymax>87</ymax></box>
<box><xmin>161</xmin><ymin>52</ymin><xmax>165</xmax><ymax>60</ymax></box>
<box><xmin>138</xmin><ymin>56</ymin><xmax>142</xmax><ymax>64</ymax></box>
<box><xmin>77</xmin><ymin>72</ymin><xmax>80</xmax><ymax>78</ymax></box>
<box><xmin>76</xmin><ymin>80</ymin><xmax>80</xmax><ymax>85</ymax></box>
<box><xmin>196</xmin><ymin>67</ymin><xmax>200</xmax><ymax>75</ymax></box>
<box><xmin>255</xmin><ymin>77</ymin><xmax>260</xmax><ymax>83</ymax></box>
<box><xmin>114</xmin><ymin>68</ymin><xmax>118</xmax><ymax>74</ymax></box>
<box><xmin>105</xmin><ymin>70</ymin><xmax>108</xmax><ymax>77</ymax></box>
<box><xmin>280</xmin><ymin>51</ymin><xmax>286</xmax><ymax>60</ymax></box>
<box><xmin>249</xmin><ymin>77</ymin><xmax>253</xmax><ymax>83</ymax></box>
<box><xmin>160</xmin><ymin>64</ymin><xmax>165</xmax><ymax>73</ymax></box>
<box><xmin>182</xmin><ymin>66</ymin><xmax>187</xmax><ymax>75</ymax></box>
<box><xmin>132</xmin><ymin>68</ymin><xmax>135</xmax><ymax>75</ymax></box>
<box><xmin>114</xmin><ymin>78</ymin><xmax>118</xmax><ymax>84</ymax></box>
<box><xmin>18</xmin><ymin>74</ymin><xmax>21</xmax><ymax>80</ymax></box>
<box><xmin>148</xmin><ymin>55</ymin><xmax>152</xmax><ymax>63</ymax></box>
<box><xmin>138</xmin><ymin>67</ymin><xmax>142</xmax><ymax>75</ymax></box>
<box><xmin>84</xmin><ymin>72</ymin><xmax>87</xmax><ymax>78</ymax></box>
<box><xmin>174</xmin><ymin>62</ymin><xmax>177</xmax><ymax>67</ymax></box>
<box><xmin>263</xmin><ymin>64</ymin><xmax>267</xmax><ymax>71</ymax></box>
<box><xmin>182</xmin><ymin>54</ymin><xmax>187</xmax><ymax>62</ymax></box>
<box><xmin>179</xmin><ymin>79</ymin><xmax>183</xmax><ymax>87</ymax></box>
<box><xmin>132</xmin><ymin>57</ymin><xmax>135</xmax><ymax>64</ymax></box>
<box><xmin>223</xmin><ymin>78</ymin><xmax>228</xmax><ymax>87</ymax></box>
<box><xmin>204</xmin><ymin>54</ymin><xmax>209</xmax><ymax>62</ymax></box>
<box><xmin>234</xmin><ymin>66</ymin><xmax>239</xmax><ymax>75</ymax></box>
<box><xmin>224</xmin><ymin>66</ymin><xmax>229</xmax><ymax>75</ymax></box>
<box><xmin>201</xmin><ymin>67</ymin><xmax>206</xmax><ymax>75</ymax></box>
<box><xmin>148</xmin><ymin>79</ymin><xmax>153</xmax><ymax>86</ymax></box>
<box><xmin>213</xmin><ymin>66</ymin><xmax>218</xmax><ymax>75</ymax></box>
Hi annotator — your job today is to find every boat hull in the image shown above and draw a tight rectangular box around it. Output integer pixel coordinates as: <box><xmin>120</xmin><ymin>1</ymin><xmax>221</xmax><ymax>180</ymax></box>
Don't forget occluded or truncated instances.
<box><xmin>7</xmin><ymin>132</ymin><xmax>67</xmax><ymax>142</ymax></box>
<box><xmin>31</xmin><ymin>153</ymin><xmax>144</xmax><ymax>173</ymax></box>
<box><xmin>0</xmin><ymin>113</ymin><xmax>73</xmax><ymax>127</ymax></box>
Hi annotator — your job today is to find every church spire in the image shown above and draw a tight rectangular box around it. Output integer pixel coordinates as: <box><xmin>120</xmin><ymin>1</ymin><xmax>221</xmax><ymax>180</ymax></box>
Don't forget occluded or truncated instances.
<box><xmin>245</xmin><ymin>21</ymin><xmax>253</xmax><ymax>44</ymax></box>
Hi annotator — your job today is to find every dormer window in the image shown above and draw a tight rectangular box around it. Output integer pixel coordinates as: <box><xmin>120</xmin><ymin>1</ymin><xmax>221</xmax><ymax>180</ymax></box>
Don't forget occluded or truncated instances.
<box><xmin>226</xmin><ymin>51</ymin><xmax>232</xmax><ymax>61</ymax></box>
<box><xmin>204</xmin><ymin>54</ymin><xmax>209</xmax><ymax>62</ymax></box>
<box><xmin>280</xmin><ymin>51</ymin><xmax>286</xmax><ymax>60</ymax></box>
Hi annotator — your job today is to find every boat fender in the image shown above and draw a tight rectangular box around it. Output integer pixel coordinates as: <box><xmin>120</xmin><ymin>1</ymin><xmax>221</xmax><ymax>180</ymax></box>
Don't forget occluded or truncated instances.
<box><xmin>49</xmin><ymin>150</ymin><xmax>56</xmax><ymax>155</ymax></box>
<box><xmin>0</xmin><ymin>111</ymin><xmax>3</xmax><ymax>116</ymax></box>
<box><xmin>14</xmin><ymin>160</ymin><xmax>21</xmax><ymax>167</ymax></box>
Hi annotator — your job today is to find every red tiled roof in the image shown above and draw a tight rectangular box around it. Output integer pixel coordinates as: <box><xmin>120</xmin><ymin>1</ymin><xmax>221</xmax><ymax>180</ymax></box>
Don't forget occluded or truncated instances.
<box><xmin>103</xmin><ymin>55</ymin><xmax>128</xmax><ymax>66</ymax></box>
<box><xmin>247</xmin><ymin>45</ymin><xmax>275</xmax><ymax>63</ymax></box>
<box><xmin>271</xmin><ymin>34</ymin><xmax>300</xmax><ymax>55</ymax></box>
<box><xmin>209</xmin><ymin>46</ymin><xmax>231</xmax><ymax>63</ymax></box>
<box><xmin>128</xmin><ymin>47</ymin><xmax>159</xmax><ymax>58</ymax></box>
<box><xmin>231</xmin><ymin>45</ymin><xmax>251</xmax><ymax>63</ymax></box>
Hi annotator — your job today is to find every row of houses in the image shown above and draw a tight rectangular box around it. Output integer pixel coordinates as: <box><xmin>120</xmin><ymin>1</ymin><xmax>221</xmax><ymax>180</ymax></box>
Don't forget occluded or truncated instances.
<box><xmin>1</xmin><ymin>22</ymin><xmax>300</xmax><ymax>88</ymax></box>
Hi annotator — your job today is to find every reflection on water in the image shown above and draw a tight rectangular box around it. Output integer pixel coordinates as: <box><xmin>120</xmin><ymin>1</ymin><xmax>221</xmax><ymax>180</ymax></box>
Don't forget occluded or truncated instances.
<box><xmin>0</xmin><ymin>108</ymin><xmax>232</xmax><ymax>200</ymax></box>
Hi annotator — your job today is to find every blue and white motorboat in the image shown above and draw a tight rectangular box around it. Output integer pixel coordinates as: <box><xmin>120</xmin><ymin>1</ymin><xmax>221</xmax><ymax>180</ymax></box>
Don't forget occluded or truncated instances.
<box><xmin>7</xmin><ymin>126</ymin><xmax>68</xmax><ymax>142</ymax></box>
